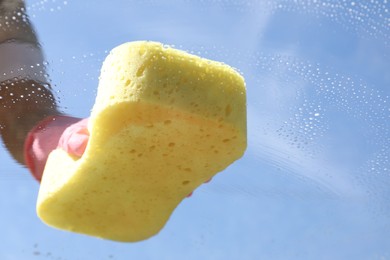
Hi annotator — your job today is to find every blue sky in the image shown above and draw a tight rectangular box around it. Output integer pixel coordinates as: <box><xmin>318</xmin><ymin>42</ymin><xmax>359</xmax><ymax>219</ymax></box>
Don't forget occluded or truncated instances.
<box><xmin>1</xmin><ymin>0</ymin><xmax>390</xmax><ymax>259</ymax></box>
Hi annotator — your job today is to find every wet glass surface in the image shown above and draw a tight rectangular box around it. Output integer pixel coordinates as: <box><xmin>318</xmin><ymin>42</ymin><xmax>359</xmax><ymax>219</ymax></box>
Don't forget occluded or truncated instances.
<box><xmin>0</xmin><ymin>0</ymin><xmax>389</xmax><ymax>259</ymax></box>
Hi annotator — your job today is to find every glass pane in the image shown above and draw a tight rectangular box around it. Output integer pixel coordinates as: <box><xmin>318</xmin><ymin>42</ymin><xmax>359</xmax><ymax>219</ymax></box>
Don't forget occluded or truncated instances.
<box><xmin>1</xmin><ymin>0</ymin><xmax>389</xmax><ymax>259</ymax></box>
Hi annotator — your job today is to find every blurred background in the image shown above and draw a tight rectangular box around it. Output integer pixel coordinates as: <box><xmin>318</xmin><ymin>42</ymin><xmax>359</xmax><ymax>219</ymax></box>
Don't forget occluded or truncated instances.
<box><xmin>0</xmin><ymin>0</ymin><xmax>389</xmax><ymax>259</ymax></box>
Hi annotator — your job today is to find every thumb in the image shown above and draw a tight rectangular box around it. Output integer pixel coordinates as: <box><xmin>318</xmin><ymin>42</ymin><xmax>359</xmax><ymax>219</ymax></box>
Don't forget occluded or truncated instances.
<box><xmin>58</xmin><ymin>118</ymin><xmax>90</xmax><ymax>157</ymax></box>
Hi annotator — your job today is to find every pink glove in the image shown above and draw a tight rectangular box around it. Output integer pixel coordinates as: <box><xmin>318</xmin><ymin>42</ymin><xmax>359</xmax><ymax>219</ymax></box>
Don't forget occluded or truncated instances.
<box><xmin>24</xmin><ymin>115</ymin><xmax>89</xmax><ymax>182</ymax></box>
<box><xmin>186</xmin><ymin>178</ymin><xmax>212</xmax><ymax>197</ymax></box>
<box><xmin>57</xmin><ymin>118</ymin><xmax>89</xmax><ymax>157</ymax></box>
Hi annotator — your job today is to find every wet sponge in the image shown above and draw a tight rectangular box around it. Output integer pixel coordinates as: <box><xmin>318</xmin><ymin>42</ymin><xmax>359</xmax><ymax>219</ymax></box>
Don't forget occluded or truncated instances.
<box><xmin>36</xmin><ymin>41</ymin><xmax>247</xmax><ymax>242</ymax></box>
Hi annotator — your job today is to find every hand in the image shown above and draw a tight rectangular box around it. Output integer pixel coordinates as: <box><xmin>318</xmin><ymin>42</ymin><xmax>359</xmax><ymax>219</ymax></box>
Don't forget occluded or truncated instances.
<box><xmin>24</xmin><ymin>115</ymin><xmax>89</xmax><ymax>181</ymax></box>
<box><xmin>24</xmin><ymin>115</ymin><xmax>210</xmax><ymax>194</ymax></box>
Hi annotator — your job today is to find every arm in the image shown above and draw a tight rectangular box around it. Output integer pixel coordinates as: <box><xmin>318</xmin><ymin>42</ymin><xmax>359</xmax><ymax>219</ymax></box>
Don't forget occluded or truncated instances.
<box><xmin>0</xmin><ymin>0</ymin><xmax>88</xmax><ymax>181</ymax></box>
<box><xmin>0</xmin><ymin>0</ymin><xmax>60</xmax><ymax>164</ymax></box>
<box><xmin>0</xmin><ymin>80</ymin><xmax>59</xmax><ymax>165</ymax></box>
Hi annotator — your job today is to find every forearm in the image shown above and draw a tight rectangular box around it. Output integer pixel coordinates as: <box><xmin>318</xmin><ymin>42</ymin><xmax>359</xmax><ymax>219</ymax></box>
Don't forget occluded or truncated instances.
<box><xmin>0</xmin><ymin>0</ymin><xmax>38</xmax><ymax>45</ymax></box>
<box><xmin>0</xmin><ymin>0</ymin><xmax>62</xmax><ymax>165</ymax></box>
<box><xmin>0</xmin><ymin>80</ymin><xmax>60</xmax><ymax>165</ymax></box>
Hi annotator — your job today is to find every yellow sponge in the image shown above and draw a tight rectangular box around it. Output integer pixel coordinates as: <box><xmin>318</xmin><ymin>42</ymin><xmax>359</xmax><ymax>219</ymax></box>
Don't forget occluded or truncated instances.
<box><xmin>37</xmin><ymin>41</ymin><xmax>247</xmax><ymax>242</ymax></box>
